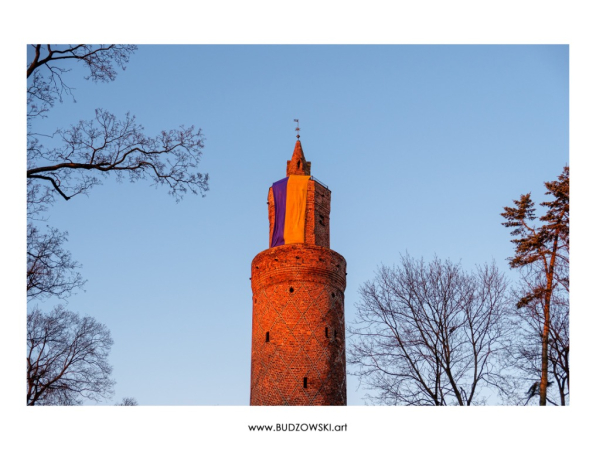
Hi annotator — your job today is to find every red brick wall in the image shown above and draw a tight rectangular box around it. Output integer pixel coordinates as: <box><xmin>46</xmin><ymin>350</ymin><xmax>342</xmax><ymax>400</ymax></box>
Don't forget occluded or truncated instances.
<box><xmin>309</xmin><ymin>181</ymin><xmax>331</xmax><ymax>248</ymax></box>
<box><xmin>250</xmin><ymin>244</ymin><xmax>347</xmax><ymax>405</ymax></box>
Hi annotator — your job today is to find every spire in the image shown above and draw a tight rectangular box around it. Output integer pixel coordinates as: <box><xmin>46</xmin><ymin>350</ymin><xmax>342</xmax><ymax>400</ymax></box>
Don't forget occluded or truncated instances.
<box><xmin>286</xmin><ymin>139</ymin><xmax>311</xmax><ymax>176</ymax></box>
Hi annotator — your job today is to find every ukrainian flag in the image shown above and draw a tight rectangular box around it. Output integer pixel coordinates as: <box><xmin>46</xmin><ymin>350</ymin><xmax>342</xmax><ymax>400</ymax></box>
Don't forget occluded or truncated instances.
<box><xmin>271</xmin><ymin>175</ymin><xmax>310</xmax><ymax>247</ymax></box>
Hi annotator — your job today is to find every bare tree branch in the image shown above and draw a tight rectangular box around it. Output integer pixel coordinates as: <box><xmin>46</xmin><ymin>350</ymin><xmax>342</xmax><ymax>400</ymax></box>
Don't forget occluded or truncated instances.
<box><xmin>27</xmin><ymin>44</ymin><xmax>137</xmax><ymax>119</ymax></box>
<box><xmin>348</xmin><ymin>255</ymin><xmax>510</xmax><ymax>405</ymax></box>
<box><xmin>28</xmin><ymin>109</ymin><xmax>208</xmax><ymax>203</ymax></box>
<box><xmin>115</xmin><ymin>397</ymin><xmax>138</xmax><ymax>406</ymax></box>
<box><xmin>505</xmin><ymin>281</ymin><xmax>569</xmax><ymax>406</ymax></box>
<box><xmin>27</xmin><ymin>305</ymin><xmax>114</xmax><ymax>405</ymax></box>
<box><xmin>27</xmin><ymin>224</ymin><xmax>85</xmax><ymax>302</ymax></box>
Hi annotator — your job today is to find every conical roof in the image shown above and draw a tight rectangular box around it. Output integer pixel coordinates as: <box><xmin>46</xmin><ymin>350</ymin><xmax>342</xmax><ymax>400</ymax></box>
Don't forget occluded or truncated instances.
<box><xmin>286</xmin><ymin>140</ymin><xmax>311</xmax><ymax>176</ymax></box>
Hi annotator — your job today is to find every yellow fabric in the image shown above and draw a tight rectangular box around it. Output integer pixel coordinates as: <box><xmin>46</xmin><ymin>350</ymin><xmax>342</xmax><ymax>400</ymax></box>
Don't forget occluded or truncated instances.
<box><xmin>284</xmin><ymin>175</ymin><xmax>310</xmax><ymax>244</ymax></box>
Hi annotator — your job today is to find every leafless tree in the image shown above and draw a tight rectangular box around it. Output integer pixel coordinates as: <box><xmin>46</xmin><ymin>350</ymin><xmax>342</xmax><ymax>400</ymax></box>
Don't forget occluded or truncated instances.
<box><xmin>506</xmin><ymin>279</ymin><xmax>569</xmax><ymax>406</ymax></box>
<box><xmin>115</xmin><ymin>397</ymin><xmax>138</xmax><ymax>406</ymax></box>
<box><xmin>25</xmin><ymin>45</ymin><xmax>209</xmax><ymax>406</ymax></box>
<box><xmin>548</xmin><ymin>294</ymin><xmax>569</xmax><ymax>404</ymax></box>
<box><xmin>26</xmin><ymin>45</ymin><xmax>208</xmax><ymax>305</ymax></box>
<box><xmin>27</xmin><ymin>224</ymin><xmax>85</xmax><ymax>302</ymax></box>
<box><xmin>27</xmin><ymin>108</ymin><xmax>208</xmax><ymax>204</ymax></box>
<box><xmin>27</xmin><ymin>44</ymin><xmax>209</xmax><ymax>210</ymax></box>
<box><xmin>27</xmin><ymin>45</ymin><xmax>136</xmax><ymax>120</ymax></box>
<box><xmin>27</xmin><ymin>305</ymin><xmax>115</xmax><ymax>405</ymax></box>
<box><xmin>348</xmin><ymin>255</ymin><xmax>510</xmax><ymax>405</ymax></box>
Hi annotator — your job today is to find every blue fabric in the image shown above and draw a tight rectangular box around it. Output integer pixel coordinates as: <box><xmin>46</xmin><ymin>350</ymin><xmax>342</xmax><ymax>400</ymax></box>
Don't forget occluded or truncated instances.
<box><xmin>271</xmin><ymin>177</ymin><xmax>288</xmax><ymax>247</ymax></box>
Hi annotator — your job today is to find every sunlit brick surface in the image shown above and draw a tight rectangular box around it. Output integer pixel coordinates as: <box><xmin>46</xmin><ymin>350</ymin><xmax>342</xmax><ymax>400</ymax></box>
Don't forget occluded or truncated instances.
<box><xmin>250</xmin><ymin>244</ymin><xmax>347</xmax><ymax>405</ymax></box>
<box><xmin>251</xmin><ymin>140</ymin><xmax>347</xmax><ymax>406</ymax></box>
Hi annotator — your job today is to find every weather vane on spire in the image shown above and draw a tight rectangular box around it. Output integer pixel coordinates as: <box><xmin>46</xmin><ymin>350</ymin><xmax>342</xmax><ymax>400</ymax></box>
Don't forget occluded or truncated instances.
<box><xmin>294</xmin><ymin>119</ymin><xmax>300</xmax><ymax>139</ymax></box>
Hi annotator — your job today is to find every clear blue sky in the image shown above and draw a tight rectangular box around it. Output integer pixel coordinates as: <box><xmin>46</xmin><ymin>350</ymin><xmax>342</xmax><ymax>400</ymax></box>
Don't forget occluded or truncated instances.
<box><xmin>26</xmin><ymin>45</ymin><xmax>568</xmax><ymax>406</ymax></box>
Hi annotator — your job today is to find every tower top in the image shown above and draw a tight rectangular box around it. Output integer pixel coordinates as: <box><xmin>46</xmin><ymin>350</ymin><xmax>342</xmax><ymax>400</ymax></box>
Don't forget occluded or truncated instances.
<box><xmin>286</xmin><ymin>139</ymin><xmax>311</xmax><ymax>176</ymax></box>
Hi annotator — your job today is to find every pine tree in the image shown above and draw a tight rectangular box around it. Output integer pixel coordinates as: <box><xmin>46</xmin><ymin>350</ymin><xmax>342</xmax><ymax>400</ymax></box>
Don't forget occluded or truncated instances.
<box><xmin>502</xmin><ymin>166</ymin><xmax>569</xmax><ymax>405</ymax></box>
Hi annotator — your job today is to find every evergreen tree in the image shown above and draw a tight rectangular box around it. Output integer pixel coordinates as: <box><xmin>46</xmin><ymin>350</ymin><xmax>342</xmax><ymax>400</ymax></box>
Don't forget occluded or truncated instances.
<box><xmin>502</xmin><ymin>166</ymin><xmax>569</xmax><ymax>405</ymax></box>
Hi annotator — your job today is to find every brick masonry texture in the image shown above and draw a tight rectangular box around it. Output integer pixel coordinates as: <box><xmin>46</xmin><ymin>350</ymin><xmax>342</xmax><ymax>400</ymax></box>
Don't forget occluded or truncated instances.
<box><xmin>250</xmin><ymin>244</ymin><xmax>347</xmax><ymax>405</ymax></box>
<box><xmin>251</xmin><ymin>141</ymin><xmax>347</xmax><ymax>406</ymax></box>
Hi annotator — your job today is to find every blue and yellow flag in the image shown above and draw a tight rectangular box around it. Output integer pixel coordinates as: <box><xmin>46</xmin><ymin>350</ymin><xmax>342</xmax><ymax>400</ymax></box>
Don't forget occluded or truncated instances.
<box><xmin>271</xmin><ymin>175</ymin><xmax>310</xmax><ymax>247</ymax></box>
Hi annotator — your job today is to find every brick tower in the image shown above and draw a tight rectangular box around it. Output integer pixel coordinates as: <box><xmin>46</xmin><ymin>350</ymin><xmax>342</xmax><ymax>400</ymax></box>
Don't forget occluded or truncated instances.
<box><xmin>250</xmin><ymin>138</ymin><xmax>347</xmax><ymax>406</ymax></box>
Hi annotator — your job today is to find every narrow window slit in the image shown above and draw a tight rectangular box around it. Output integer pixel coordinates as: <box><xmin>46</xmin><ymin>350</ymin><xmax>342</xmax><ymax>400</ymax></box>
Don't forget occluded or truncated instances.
<box><xmin>325</xmin><ymin>327</ymin><xmax>328</xmax><ymax>337</ymax></box>
<box><xmin>266</xmin><ymin>332</ymin><xmax>270</xmax><ymax>342</ymax></box>
<box><xmin>303</xmin><ymin>377</ymin><xmax>308</xmax><ymax>389</ymax></box>
<box><xmin>289</xmin><ymin>287</ymin><xmax>294</xmax><ymax>293</ymax></box>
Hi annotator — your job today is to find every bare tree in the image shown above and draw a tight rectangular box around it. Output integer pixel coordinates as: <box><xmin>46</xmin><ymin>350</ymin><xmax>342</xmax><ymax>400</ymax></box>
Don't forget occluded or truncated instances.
<box><xmin>26</xmin><ymin>45</ymin><xmax>208</xmax><ymax>301</ymax></box>
<box><xmin>25</xmin><ymin>45</ymin><xmax>209</xmax><ymax>407</ymax></box>
<box><xmin>27</xmin><ymin>44</ymin><xmax>209</xmax><ymax>210</ymax></box>
<box><xmin>27</xmin><ymin>108</ymin><xmax>208</xmax><ymax>204</ymax></box>
<box><xmin>27</xmin><ymin>45</ymin><xmax>136</xmax><ymax>120</ymax></box>
<box><xmin>27</xmin><ymin>224</ymin><xmax>85</xmax><ymax>302</ymax></box>
<box><xmin>548</xmin><ymin>293</ymin><xmax>569</xmax><ymax>404</ymax></box>
<box><xmin>115</xmin><ymin>397</ymin><xmax>138</xmax><ymax>406</ymax></box>
<box><xmin>506</xmin><ymin>283</ymin><xmax>569</xmax><ymax>406</ymax></box>
<box><xmin>27</xmin><ymin>305</ymin><xmax>115</xmax><ymax>405</ymax></box>
<box><xmin>348</xmin><ymin>255</ymin><xmax>510</xmax><ymax>406</ymax></box>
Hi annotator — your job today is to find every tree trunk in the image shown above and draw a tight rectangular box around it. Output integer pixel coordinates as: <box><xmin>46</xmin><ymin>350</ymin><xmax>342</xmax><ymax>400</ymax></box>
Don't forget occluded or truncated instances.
<box><xmin>539</xmin><ymin>293</ymin><xmax>550</xmax><ymax>406</ymax></box>
<box><xmin>539</xmin><ymin>239</ymin><xmax>558</xmax><ymax>406</ymax></box>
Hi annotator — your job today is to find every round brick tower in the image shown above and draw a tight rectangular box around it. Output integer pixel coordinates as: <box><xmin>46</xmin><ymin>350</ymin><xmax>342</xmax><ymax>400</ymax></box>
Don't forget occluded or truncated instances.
<box><xmin>250</xmin><ymin>139</ymin><xmax>347</xmax><ymax>406</ymax></box>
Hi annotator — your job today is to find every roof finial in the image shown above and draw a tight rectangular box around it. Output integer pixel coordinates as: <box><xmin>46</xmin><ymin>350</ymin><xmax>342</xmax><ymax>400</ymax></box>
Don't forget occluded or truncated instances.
<box><xmin>294</xmin><ymin>119</ymin><xmax>300</xmax><ymax>140</ymax></box>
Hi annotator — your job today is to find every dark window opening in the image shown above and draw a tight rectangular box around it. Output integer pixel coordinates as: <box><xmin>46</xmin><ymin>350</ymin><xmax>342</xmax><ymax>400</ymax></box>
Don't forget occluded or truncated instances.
<box><xmin>325</xmin><ymin>327</ymin><xmax>328</xmax><ymax>337</ymax></box>
<box><xmin>332</xmin><ymin>293</ymin><xmax>336</xmax><ymax>298</ymax></box>
<box><xmin>303</xmin><ymin>377</ymin><xmax>308</xmax><ymax>389</ymax></box>
<box><xmin>298</xmin><ymin>161</ymin><xmax>301</xmax><ymax>169</ymax></box>
<box><xmin>289</xmin><ymin>287</ymin><xmax>294</xmax><ymax>293</ymax></box>
<box><xmin>266</xmin><ymin>332</ymin><xmax>270</xmax><ymax>342</ymax></box>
